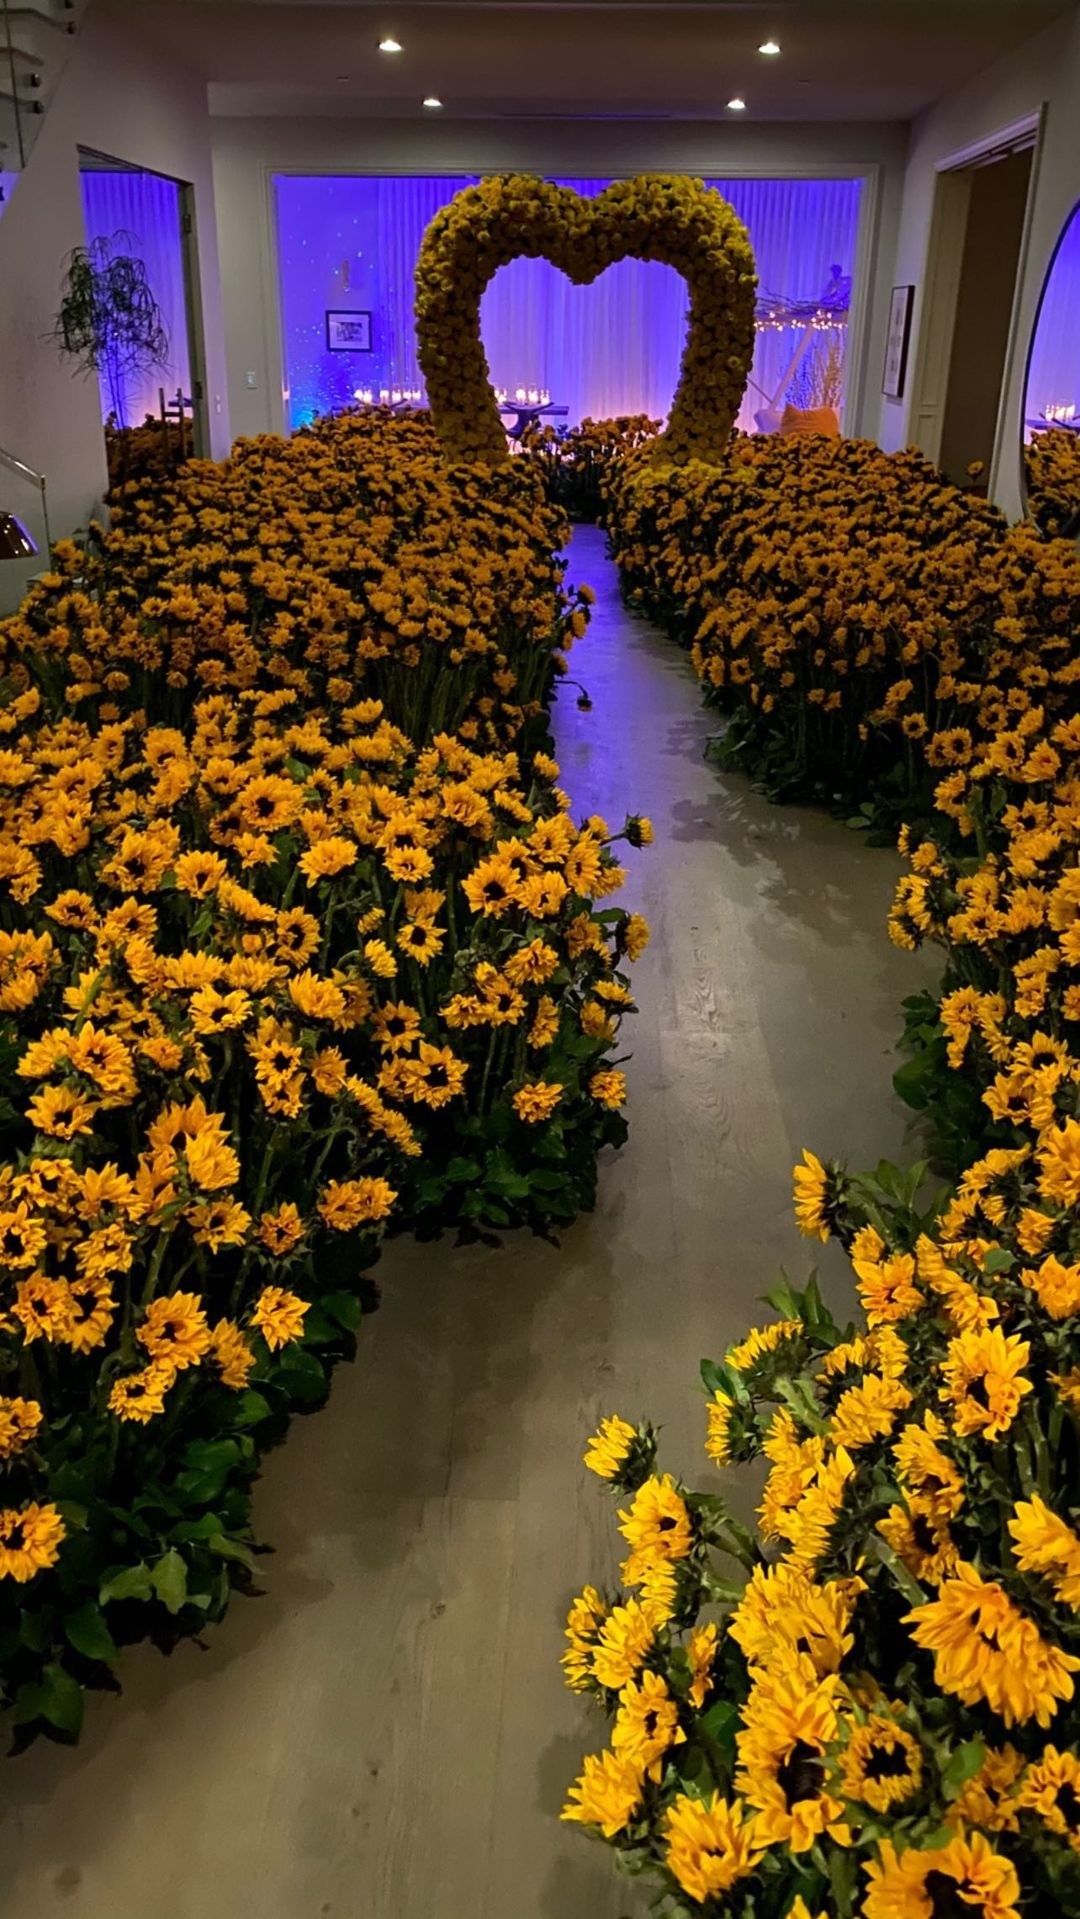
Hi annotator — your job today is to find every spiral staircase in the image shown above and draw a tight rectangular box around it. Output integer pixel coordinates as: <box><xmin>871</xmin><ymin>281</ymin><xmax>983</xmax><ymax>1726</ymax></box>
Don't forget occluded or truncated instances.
<box><xmin>0</xmin><ymin>0</ymin><xmax>92</xmax><ymax>217</ymax></box>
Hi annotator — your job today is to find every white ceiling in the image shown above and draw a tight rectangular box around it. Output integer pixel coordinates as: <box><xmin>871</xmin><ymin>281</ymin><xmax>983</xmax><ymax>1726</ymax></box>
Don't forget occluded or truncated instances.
<box><xmin>108</xmin><ymin>0</ymin><xmax>1069</xmax><ymax>121</ymax></box>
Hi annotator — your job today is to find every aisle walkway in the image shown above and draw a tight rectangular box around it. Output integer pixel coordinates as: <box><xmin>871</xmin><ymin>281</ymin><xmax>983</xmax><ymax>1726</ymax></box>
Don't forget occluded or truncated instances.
<box><xmin>0</xmin><ymin>526</ymin><xmax>934</xmax><ymax>1919</ymax></box>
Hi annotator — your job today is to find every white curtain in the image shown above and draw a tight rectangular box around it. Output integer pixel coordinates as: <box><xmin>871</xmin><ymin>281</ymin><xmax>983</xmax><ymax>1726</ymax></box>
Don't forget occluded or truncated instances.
<box><xmin>79</xmin><ymin>169</ymin><xmax>191</xmax><ymax>428</ymax></box>
<box><xmin>273</xmin><ymin>173</ymin><xmax>863</xmax><ymax>434</ymax></box>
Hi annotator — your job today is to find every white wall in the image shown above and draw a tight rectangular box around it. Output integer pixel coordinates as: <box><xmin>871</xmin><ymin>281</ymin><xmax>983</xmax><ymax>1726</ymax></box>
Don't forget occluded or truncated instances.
<box><xmin>0</xmin><ymin>1</ymin><xmax>227</xmax><ymax>607</ymax></box>
<box><xmin>211</xmin><ymin>115</ymin><xmax>908</xmax><ymax>446</ymax></box>
<box><xmin>882</xmin><ymin>7</ymin><xmax>1080</xmax><ymax>517</ymax></box>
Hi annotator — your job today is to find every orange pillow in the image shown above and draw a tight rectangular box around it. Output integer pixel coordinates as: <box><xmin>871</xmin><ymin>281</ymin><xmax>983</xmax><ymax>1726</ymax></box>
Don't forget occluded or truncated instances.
<box><xmin>779</xmin><ymin>404</ymin><xmax>841</xmax><ymax>439</ymax></box>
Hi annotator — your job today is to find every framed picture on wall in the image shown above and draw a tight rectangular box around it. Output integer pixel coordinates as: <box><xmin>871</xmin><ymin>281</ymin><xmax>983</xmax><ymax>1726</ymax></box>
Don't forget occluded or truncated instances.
<box><xmin>882</xmin><ymin>285</ymin><xmax>914</xmax><ymax>399</ymax></box>
<box><xmin>325</xmin><ymin>310</ymin><xmax>373</xmax><ymax>353</ymax></box>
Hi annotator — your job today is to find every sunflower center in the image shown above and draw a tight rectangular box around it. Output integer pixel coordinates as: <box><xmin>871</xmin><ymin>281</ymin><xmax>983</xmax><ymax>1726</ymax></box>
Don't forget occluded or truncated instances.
<box><xmin>643</xmin><ymin>1710</ymin><xmax>659</xmax><ymax>1737</ymax></box>
<box><xmin>864</xmin><ymin>1741</ymin><xmax>910</xmax><ymax>1781</ymax></box>
<box><xmin>777</xmin><ymin>1739</ymin><xmax>824</xmax><ymax>1806</ymax></box>
<box><xmin>924</xmin><ymin>1871</ymin><xmax>965</xmax><ymax>1919</ymax></box>
<box><xmin>911</xmin><ymin>1512</ymin><xmax>938</xmax><ymax>1555</ymax></box>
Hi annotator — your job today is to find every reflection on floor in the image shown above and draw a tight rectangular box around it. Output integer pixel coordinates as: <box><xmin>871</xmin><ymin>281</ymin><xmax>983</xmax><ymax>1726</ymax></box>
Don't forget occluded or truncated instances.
<box><xmin>0</xmin><ymin>523</ymin><xmax>937</xmax><ymax>1919</ymax></box>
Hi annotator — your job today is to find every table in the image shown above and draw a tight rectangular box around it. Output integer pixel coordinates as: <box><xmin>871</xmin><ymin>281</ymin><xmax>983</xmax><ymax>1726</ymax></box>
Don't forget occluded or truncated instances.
<box><xmin>498</xmin><ymin>401</ymin><xmax>569</xmax><ymax>443</ymax></box>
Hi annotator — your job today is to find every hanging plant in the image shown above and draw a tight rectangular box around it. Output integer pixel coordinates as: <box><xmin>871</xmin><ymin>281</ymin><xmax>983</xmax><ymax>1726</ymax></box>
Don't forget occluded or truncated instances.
<box><xmin>48</xmin><ymin>230</ymin><xmax>169</xmax><ymax>425</ymax></box>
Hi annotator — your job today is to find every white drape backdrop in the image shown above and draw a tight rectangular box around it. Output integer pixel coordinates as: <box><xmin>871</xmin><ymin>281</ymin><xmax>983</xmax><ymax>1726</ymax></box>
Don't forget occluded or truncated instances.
<box><xmin>79</xmin><ymin>169</ymin><xmax>191</xmax><ymax>427</ymax></box>
<box><xmin>273</xmin><ymin>173</ymin><xmax>862</xmax><ymax>433</ymax></box>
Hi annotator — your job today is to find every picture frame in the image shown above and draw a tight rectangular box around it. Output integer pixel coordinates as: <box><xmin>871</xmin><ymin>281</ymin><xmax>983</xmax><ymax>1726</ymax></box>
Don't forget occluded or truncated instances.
<box><xmin>325</xmin><ymin>309</ymin><xmax>373</xmax><ymax>354</ymax></box>
<box><xmin>882</xmin><ymin>285</ymin><xmax>914</xmax><ymax>400</ymax></box>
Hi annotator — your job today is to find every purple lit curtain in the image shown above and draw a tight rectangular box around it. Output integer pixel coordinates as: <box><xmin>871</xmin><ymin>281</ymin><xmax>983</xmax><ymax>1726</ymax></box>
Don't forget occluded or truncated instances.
<box><xmin>1025</xmin><ymin>205</ymin><xmax>1080</xmax><ymax>434</ymax></box>
<box><xmin>79</xmin><ymin>170</ymin><xmax>191</xmax><ymax>428</ymax></box>
<box><xmin>272</xmin><ymin>173</ymin><xmax>862</xmax><ymax>433</ymax></box>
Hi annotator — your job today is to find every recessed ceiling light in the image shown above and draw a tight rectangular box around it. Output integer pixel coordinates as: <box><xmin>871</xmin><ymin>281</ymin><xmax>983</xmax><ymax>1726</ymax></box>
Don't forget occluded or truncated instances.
<box><xmin>378</xmin><ymin>36</ymin><xmax>403</xmax><ymax>53</ymax></box>
<box><xmin>727</xmin><ymin>96</ymin><xmax>746</xmax><ymax>110</ymax></box>
<box><xmin>758</xmin><ymin>39</ymin><xmax>781</xmax><ymax>55</ymax></box>
<box><xmin>423</xmin><ymin>95</ymin><xmax>442</xmax><ymax>109</ymax></box>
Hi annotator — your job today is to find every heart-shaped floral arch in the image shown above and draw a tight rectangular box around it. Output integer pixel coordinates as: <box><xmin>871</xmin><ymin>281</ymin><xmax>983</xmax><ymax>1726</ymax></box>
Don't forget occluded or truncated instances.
<box><xmin>415</xmin><ymin>174</ymin><xmax>758</xmax><ymax>467</ymax></box>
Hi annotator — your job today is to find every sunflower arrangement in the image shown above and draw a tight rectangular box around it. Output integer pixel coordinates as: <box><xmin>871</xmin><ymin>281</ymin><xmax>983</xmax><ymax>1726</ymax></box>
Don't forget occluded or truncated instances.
<box><xmin>564</xmin><ymin>1135</ymin><xmax>1080</xmax><ymax>1919</ymax></box>
<box><xmin>1027</xmin><ymin>429</ymin><xmax>1080</xmax><ymax>541</ymax></box>
<box><xmin>522</xmin><ymin>415</ymin><xmax>661</xmax><ymax>523</ymax></box>
<box><xmin>605</xmin><ymin>435</ymin><xmax>1080</xmax><ymax>819</ymax></box>
<box><xmin>415</xmin><ymin>174</ymin><xmax>756</xmax><ymax>467</ymax></box>
<box><xmin>0</xmin><ymin>409</ymin><xmax>650</xmax><ymax>1739</ymax></box>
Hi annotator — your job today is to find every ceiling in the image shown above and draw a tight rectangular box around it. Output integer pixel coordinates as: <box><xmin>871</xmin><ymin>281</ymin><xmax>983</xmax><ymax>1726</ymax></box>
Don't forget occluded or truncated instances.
<box><xmin>109</xmin><ymin>0</ymin><xmax>1069</xmax><ymax>121</ymax></box>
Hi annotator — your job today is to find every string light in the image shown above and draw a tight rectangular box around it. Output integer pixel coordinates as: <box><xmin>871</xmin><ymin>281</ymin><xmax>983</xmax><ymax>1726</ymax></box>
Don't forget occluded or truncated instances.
<box><xmin>758</xmin><ymin>39</ymin><xmax>781</xmax><ymax>55</ymax></box>
<box><xmin>378</xmin><ymin>36</ymin><xmax>403</xmax><ymax>53</ymax></box>
<box><xmin>727</xmin><ymin>96</ymin><xmax>746</xmax><ymax>111</ymax></box>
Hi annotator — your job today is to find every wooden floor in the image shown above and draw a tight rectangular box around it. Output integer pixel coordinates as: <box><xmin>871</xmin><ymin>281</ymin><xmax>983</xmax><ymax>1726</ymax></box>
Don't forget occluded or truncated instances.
<box><xmin>0</xmin><ymin>525</ymin><xmax>935</xmax><ymax>1918</ymax></box>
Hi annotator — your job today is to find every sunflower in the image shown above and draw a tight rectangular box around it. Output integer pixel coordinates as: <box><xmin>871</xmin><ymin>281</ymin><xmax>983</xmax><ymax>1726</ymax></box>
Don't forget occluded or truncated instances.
<box><xmin>210</xmin><ymin>1318</ymin><xmax>257</xmax><ymax>1390</ymax></box>
<box><xmin>107</xmin><ymin>1360</ymin><xmax>176</xmax><ymax>1424</ymax></box>
<box><xmin>137</xmin><ymin>1291</ymin><xmax>211</xmax><ymax>1371</ymax></box>
<box><xmin>663</xmin><ymin>1793</ymin><xmax>763</xmax><ymax>1905</ymax></box>
<box><xmin>838</xmin><ymin>1712</ymin><xmax>923</xmax><ymax>1814</ymax></box>
<box><xmin>561</xmin><ymin>1584</ymin><xmax>607</xmax><ymax>1693</ymax></box>
<box><xmin>1009</xmin><ymin>1494</ymin><xmax>1080</xmax><ymax>1608</ymax></box>
<box><xmin>940</xmin><ymin>1325</ymin><xmax>1032</xmax><ymax>1440</ymax></box>
<box><xmin>560</xmin><ymin>1749</ymin><xmax>642</xmax><ymax>1838</ymax></box>
<box><xmin>258</xmin><ymin>1201</ymin><xmax>305</xmax><ymax>1255</ymax></box>
<box><xmin>905</xmin><ymin>1562</ymin><xmax>1080</xmax><ymax>1727</ymax></box>
<box><xmin>687</xmin><ymin>1620</ymin><xmax>719</xmax><ymax>1707</ymax></box>
<box><xmin>618</xmin><ymin>1474</ymin><xmax>693</xmax><ymax>1565</ymax></box>
<box><xmin>396</xmin><ymin>918</ymin><xmax>445</xmax><ymax>965</ymax></box>
<box><xmin>878</xmin><ymin>1498</ymin><xmax>960</xmax><ymax>1585</ymax></box>
<box><xmin>727</xmin><ymin>1317</ymin><xmax>804</xmax><ymax>1373</ymax></box>
<box><xmin>729</xmin><ymin>1560</ymin><xmax>859</xmax><ymax>1679</ymax></box>
<box><xmin>793</xmin><ymin>1148</ymin><xmax>831</xmax><ymax>1241</ymax></box>
<box><xmin>0</xmin><ymin>1501</ymin><xmax>66</xmax><ymax>1583</ymax></box>
<box><xmin>251</xmin><ymin>1284</ymin><xmax>309</xmax><ymax>1351</ymax></box>
<box><xmin>583</xmin><ymin>1413</ymin><xmax>637</xmax><ymax>1481</ymax></box>
<box><xmin>590</xmin><ymin>1599</ymin><xmax>655</xmax><ymax>1691</ymax></box>
<box><xmin>735</xmin><ymin>1661</ymin><xmax>850</xmax><ymax>1851</ymax></box>
<box><xmin>317</xmin><ymin>1176</ymin><xmax>397</xmax><ymax>1231</ymax></box>
<box><xmin>893</xmin><ymin>1412</ymin><xmax>965</xmax><ymax>1521</ymax></box>
<box><xmin>611</xmin><ymin>1669</ymin><xmax>686</xmax><ymax>1780</ymax></box>
<box><xmin>0</xmin><ymin>1395</ymin><xmax>43</xmax><ymax>1459</ymax></box>
<box><xmin>864</xmin><ymin>1830</ymin><xmax>1021</xmax><ymax>1919</ymax></box>
<box><xmin>1015</xmin><ymin>1745</ymin><xmax>1080</xmax><ymax>1852</ymax></box>
<box><xmin>512</xmin><ymin>1080</ymin><xmax>563</xmax><ymax>1124</ymax></box>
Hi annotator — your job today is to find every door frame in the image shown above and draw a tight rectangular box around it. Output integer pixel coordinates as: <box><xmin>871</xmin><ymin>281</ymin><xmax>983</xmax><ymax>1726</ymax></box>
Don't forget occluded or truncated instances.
<box><xmin>905</xmin><ymin>109</ymin><xmax>1043</xmax><ymax>493</ymax></box>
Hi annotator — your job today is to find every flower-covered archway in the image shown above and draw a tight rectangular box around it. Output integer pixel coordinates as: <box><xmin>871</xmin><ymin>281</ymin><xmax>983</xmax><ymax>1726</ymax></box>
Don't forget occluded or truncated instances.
<box><xmin>415</xmin><ymin>173</ymin><xmax>757</xmax><ymax>467</ymax></box>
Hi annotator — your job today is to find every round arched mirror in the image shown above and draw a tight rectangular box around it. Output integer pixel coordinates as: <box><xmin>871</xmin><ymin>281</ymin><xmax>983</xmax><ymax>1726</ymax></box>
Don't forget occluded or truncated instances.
<box><xmin>1023</xmin><ymin>199</ymin><xmax>1080</xmax><ymax>538</ymax></box>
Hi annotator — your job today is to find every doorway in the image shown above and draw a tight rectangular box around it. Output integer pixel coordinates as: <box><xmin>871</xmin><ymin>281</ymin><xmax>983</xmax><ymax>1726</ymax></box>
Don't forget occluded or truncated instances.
<box><xmin>75</xmin><ymin>147</ymin><xmax>205</xmax><ymax>488</ymax></box>
<box><xmin>907</xmin><ymin>121</ymin><xmax>1038</xmax><ymax>490</ymax></box>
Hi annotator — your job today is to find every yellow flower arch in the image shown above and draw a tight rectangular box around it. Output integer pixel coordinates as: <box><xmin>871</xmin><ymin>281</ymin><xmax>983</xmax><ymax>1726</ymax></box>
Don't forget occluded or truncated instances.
<box><xmin>415</xmin><ymin>173</ymin><xmax>757</xmax><ymax>467</ymax></box>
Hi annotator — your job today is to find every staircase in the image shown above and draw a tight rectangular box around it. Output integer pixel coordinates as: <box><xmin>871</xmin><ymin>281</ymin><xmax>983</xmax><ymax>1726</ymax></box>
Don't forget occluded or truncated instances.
<box><xmin>0</xmin><ymin>0</ymin><xmax>92</xmax><ymax>217</ymax></box>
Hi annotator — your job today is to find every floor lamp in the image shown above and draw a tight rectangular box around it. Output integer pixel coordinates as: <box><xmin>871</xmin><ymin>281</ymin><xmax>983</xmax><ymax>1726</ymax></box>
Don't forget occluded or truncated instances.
<box><xmin>0</xmin><ymin>444</ymin><xmax>51</xmax><ymax>558</ymax></box>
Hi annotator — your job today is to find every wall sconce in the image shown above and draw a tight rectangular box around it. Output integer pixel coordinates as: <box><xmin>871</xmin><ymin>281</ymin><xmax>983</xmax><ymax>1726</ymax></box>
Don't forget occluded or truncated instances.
<box><xmin>0</xmin><ymin>445</ymin><xmax>52</xmax><ymax>555</ymax></box>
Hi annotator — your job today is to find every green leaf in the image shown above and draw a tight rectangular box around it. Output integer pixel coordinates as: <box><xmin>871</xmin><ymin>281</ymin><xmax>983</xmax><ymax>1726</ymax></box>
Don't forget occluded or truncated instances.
<box><xmin>99</xmin><ymin>1562</ymin><xmax>154</xmax><ymax>1605</ymax></box>
<box><xmin>35</xmin><ymin>1663</ymin><xmax>85</xmax><ymax>1737</ymax></box>
<box><xmin>208</xmin><ymin>1532</ymin><xmax>258</xmax><ymax>1572</ymax></box>
<box><xmin>151</xmin><ymin>1548</ymin><xmax>188</xmax><ymax>1616</ymax></box>
<box><xmin>445</xmin><ymin>1156</ymin><xmax>482</xmax><ymax>1182</ymax></box>
<box><xmin>232</xmin><ymin>1389</ymin><xmax>272</xmax><ymax>1429</ymax></box>
<box><xmin>941</xmin><ymin>1738</ymin><xmax>986</xmax><ymax>1797</ymax></box>
<box><xmin>322</xmin><ymin>1291</ymin><xmax>362</xmax><ymax>1334</ymax></box>
<box><xmin>982</xmin><ymin>1249</ymin><xmax>1015</xmax><ymax>1274</ymax></box>
<box><xmin>64</xmin><ymin>1601</ymin><xmax>119</xmax><ymax>1665</ymax></box>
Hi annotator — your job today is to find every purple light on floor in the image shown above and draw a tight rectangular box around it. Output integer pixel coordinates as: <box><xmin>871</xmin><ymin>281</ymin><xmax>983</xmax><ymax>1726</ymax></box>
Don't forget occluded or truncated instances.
<box><xmin>272</xmin><ymin>174</ymin><xmax>862</xmax><ymax>435</ymax></box>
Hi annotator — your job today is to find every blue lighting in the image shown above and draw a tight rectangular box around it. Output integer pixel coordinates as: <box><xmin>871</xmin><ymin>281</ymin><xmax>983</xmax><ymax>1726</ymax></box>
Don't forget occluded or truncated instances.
<box><xmin>272</xmin><ymin>174</ymin><xmax>862</xmax><ymax>434</ymax></box>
